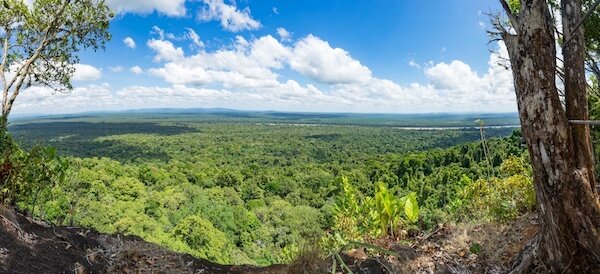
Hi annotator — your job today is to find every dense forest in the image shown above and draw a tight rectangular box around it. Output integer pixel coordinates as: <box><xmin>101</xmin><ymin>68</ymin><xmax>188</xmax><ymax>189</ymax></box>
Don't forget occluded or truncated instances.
<box><xmin>3</xmin><ymin>112</ymin><xmax>533</xmax><ymax>266</ymax></box>
<box><xmin>4</xmin><ymin>0</ymin><xmax>600</xmax><ymax>272</ymax></box>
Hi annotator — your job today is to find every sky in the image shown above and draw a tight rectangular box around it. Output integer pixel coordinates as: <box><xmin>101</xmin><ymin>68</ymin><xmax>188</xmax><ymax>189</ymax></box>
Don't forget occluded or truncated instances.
<box><xmin>14</xmin><ymin>0</ymin><xmax>516</xmax><ymax>115</ymax></box>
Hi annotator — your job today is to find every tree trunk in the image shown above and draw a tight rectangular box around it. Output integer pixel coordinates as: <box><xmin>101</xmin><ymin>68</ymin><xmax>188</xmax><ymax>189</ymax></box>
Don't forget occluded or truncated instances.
<box><xmin>500</xmin><ymin>0</ymin><xmax>600</xmax><ymax>272</ymax></box>
<box><xmin>562</xmin><ymin>0</ymin><xmax>598</xmax><ymax>193</ymax></box>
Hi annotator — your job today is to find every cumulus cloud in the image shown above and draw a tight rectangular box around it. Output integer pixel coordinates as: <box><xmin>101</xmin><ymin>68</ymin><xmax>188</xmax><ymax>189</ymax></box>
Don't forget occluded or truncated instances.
<box><xmin>105</xmin><ymin>0</ymin><xmax>187</xmax><ymax>16</ymax></box>
<box><xmin>12</xmin><ymin>31</ymin><xmax>517</xmax><ymax>114</ymax></box>
<box><xmin>147</xmin><ymin>39</ymin><xmax>184</xmax><ymax>62</ymax></box>
<box><xmin>198</xmin><ymin>0</ymin><xmax>261</xmax><ymax>32</ymax></box>
<box><xmin>15</xmin><ymin>84</ymin><xmax>116</xmax><ymax>114</ymax></box>
<box><xmin>13</xmin><ymin>82</ymin><xmax>348</xmax><ymax>114</ymax></box>
<box><xmin>123</xmin><ymin>37</ymin><xmax>136</xmax><ymax>49</ymax></box>
<box><xmin>142</xmin><ymin>33</ymin><xmax>515</xmax><ymax>112</ymax></box>
<box><xmin>130</xmin><ymin>66</ymin><xmax>143</xmax><ymax>75</ymax></box>
<box><xmin>148</xmin><ymin>35</ymin><xmax>288</xmax><ymax>88</ymax></box>
<box><xmin>72</xmin><ymin>64</ymin><xmax>102</xmax><ymax>81</ymax></box>
<box><xmin>289</xmin><ymin>35</ymin><xmax>372</xmax><ymax>84</ymax></box>
<box><xmin>277</xmin><ymin>27</ymin><xmax>291</xmax><ymax>41</ymax></box>
<box><xmin>423</xmin><ymin>42</ymin><xmax>514</xmax><ymax>108</ymax></box>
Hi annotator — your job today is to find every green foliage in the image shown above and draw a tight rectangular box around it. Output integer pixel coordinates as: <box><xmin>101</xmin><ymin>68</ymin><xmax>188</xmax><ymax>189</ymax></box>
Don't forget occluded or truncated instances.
<box><xmin>508</xmin><ymin>0</ymin><xmax>520</xmax><ymax>14</ymax></box>
<box><xmin>403</xmin><ymin>192</ymin><xmax>419</xmax><ymax>223</ymax></box>
<box><xmin>331</xmin><ymin>178</ymin><xmax>374</xmax><ymax>241</ymax></box>
<box><xmin>9</xmin><ymin>116</ymin><xmax>530</xmax><ymax>266</ymax></box>
<box><xmin>469</xmin><ymin>242</ymin><xmax>481</xmax><ymax>254</ymax></box>
<box><xmin>0</xmin><ymin>0</ymin><xmax>112</xmax><ymax>93</ymax></box>
<box><xmin>374</xmin><ymin>182</ymin><xmax>419</xmax><ymax>237</ymax></box>
<box><xmin>588</xmin><ymin>77</ymin><xmax>600</xmax><ymax>183</ymax></box>
<box><xmin>331</xmin><ymin>178</ymin><xmax>420</xmax><ymax>242</ymax></box>
<box><xmin>0</xmin><ymin>129</ymin><xmax>68</xmax><ymax>208</ymax></box>
<box><xmin>584</xmin><ymin>0</ymin><xmax>600</xmax><ymax>56</ymax></box>
<box><xmin>460</xmin><ymin>156</ymin><xmax>535</xmax><ymax>222</ymax></box>
<box><xmin>173</xmin><ymin>215</ymin><xmax>234</xmax><ymax>264</ymax></box>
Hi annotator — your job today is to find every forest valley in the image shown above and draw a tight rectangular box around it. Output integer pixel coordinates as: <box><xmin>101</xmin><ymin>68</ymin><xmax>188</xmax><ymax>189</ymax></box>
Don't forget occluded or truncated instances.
<box><xmin>3</xmin><ymin>0</ymin><xmax>600</xmax><ymax>273</ymax></box>
<box><xmin>2</xmin><ymin>113</ymin><xmax>537</xmax><ymax>273</ymax></box>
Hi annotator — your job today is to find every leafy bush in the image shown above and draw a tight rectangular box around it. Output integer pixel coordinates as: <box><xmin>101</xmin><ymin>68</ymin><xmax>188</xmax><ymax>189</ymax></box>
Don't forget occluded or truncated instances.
<box><xmin>374</xmin><ymin>182</ymin><xmax>419</xmax><ymax>237</ymax></box>
<box><xmin>461</xmin><ymin>156</ymin><xmax>535</xmax><ymax>221</ymax></box>
<box><xmin>331</xmin><ymin>177</ymin><xmax>419</xmax><ymax>243</ymax></box>
<box><xmin>0</xmin><ymin>129</ymin><xmax>69</xmax><ymax>211</ymax></box>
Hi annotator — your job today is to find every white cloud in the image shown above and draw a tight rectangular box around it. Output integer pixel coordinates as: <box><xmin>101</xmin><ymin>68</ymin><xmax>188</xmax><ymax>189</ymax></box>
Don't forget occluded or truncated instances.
<box><xmin>198</xmin><ymin>0</ymin><xmax>261</xmax><ymax>32</ymax></box>
<box><xmin>110</xmin><ymin>66</ymin><xmax>124</xmax><ymax>72</ymax></box>
<box><xmin>123</xmin><ymin>37</ymin><xmax>136</xmax><ymax>49</ymax></box>
<box><xmin>148</xmin><ymin>35</ymin><xmax>288</xmax><ymax>88</ymax></box>
<box><xmin>130</xmin><ymin>66</ymin><xmax>143</xmax><ymax>75</ymax></box>
<box><xmin>408</xmin><ymin>60</ymin><xmax>420</xmax><ymax>69</ymax></box>
<box><xmin>289</xmin><ymin>35</ymin><xmax>372</xmax><ymax>84</ymax></box>
<box><xmin>142</xmin><ymin>33</ymin><xmax>516</xmax><ymax>111</ymax></box>
<box><xmin>277</xmin><ymin>27</ymin><xmax>291</xmax><ymax>42</ymax></box>
<box><xmin>12</xmin><ymin>34</ymin><xmax>517</xmax><ymax>114</ymax></box>
<box><xmin>185</xmin><ymin>28</ymin><xmax>204</xmax><ymax>48</ymax></box>
<box><xmin>147</xmin><ymin>39</ymin><xmax>184</xmax><ymax>62</ymax></box>
<box><xmin>423</xmin><ymin>42</ymin><xmax>515</xmax><ymax>108</ymax></box>
<box><xmin>15</xmin><ymin>84</ymin><xmax>116</xmax><ymax>114</ymax></box>
<box><xmin>72</xmin><ymin>64</ymin><xmax>102</xmax><ymax>81</ymax></box>
<box><xmin>105</xmin><ymin>0</ymin><xmax>187</xmax><ymax>16</ymax></box>
<box><xmin>142</xmin><ymin>34</ymin><xmax>515</xmax><ymax>112</ymax></box>
<box><xmin>151</xmin><ymin>26</ymin><xmax>204</xmax><ymax>49</ymax></box>
<box><xmin>151</xmin><ymin>26</ymin><xmax>166</xmax><ymax>40</ymax></box>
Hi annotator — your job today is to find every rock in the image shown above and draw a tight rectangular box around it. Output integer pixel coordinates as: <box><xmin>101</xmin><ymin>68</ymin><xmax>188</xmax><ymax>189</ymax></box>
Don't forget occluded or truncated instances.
<box><xmin>347</xmin><ymin>248</ymin><xmax>368</xmax><ymax>261</ymax></box>
<box><xmin>390</xmin><ymin>244</ymin><xmax>418</xmax><ymax>262</ymax></box>
<box><xmin>434</xmin><ymin>262</ymin><xmax>451</xmax><ymax>274</ymax></box>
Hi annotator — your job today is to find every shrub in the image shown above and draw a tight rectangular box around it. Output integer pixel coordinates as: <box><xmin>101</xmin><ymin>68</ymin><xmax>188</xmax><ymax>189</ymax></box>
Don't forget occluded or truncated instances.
<box><xmin>0</xmin><ymin>129</ymin><xmax>69</xmax><ymax>210</ymax></box>
<box><xmin>462</xmin><ymin>156</ymin><xmax>535</xmax><ymax>222</ymax></box>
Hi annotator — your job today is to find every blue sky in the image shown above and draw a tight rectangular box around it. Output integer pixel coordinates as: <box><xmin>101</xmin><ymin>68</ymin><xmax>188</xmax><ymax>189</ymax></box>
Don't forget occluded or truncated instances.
<box><xmin>15</xmin><ymin>0</ymin><xmax>516</xmax><ymax>114</ymax></box>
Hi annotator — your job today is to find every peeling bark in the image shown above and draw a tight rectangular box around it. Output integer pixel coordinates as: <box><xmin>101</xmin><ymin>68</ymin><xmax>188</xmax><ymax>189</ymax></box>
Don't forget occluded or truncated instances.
<box><xmin>499</xmin><ymin>0</ymin><xmax>600</xmax><ymax>272</ymax></box>
<box><xmin>562</xmin><ymin>0</ymin><xmax>597</xmax><ymax>193</ymax></box>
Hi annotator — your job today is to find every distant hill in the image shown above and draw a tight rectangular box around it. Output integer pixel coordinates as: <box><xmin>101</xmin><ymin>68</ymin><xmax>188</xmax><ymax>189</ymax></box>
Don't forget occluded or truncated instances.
<box><xmin>10</xmin><ymin>108</ymin><xmax>520</xmax><ymax>128</ymax></box>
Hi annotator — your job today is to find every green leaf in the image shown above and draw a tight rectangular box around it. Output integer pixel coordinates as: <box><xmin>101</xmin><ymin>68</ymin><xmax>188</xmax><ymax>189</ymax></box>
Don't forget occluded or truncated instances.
<box><xmin>469</xmin><ymin>242</ymin><xmax>481</xmax><ymax>254</ymax></box>
<box><xmin>404</xmin><ymin>193</ymin><xmax>419</xmax><ymax>223</ymax></box>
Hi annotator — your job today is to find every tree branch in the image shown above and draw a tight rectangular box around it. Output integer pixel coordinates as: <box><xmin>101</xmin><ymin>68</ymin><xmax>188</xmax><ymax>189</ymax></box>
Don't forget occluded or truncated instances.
<box><xmin>564</xmin><ymin>0</ymin><xmax>600</xmax><ymax>47</ymax></box>
<box><xmin>499</xmin><ymin>0</ymin><xmax>519</xmax><ymax>31</ymax></box>
<box><xmin>586</xmin><ymin>51</ymin><xmax>600</xmax><ymax>80</ymax></box>
<box><xmin>0</xmin><ymin>28</ymin><xmax>10</xmax><ymax>112</ymax></box>
<box><xmin>3</xmin><ymin>0</ymin><xmax>70</xmax><ymax>115</ymax></box>
<box><xmin>488</xmin><ymin>12</ymin><xmax>516</xmax><ymax>43</ymax></box>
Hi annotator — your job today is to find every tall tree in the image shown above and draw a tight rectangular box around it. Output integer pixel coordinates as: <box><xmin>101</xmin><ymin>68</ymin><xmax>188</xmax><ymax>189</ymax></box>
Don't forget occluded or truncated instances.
<box><xmin>0</xmin><ymin>0</ymin><xmax>112</xmax><ymax>126</ymax></box>
<box><xmin>494</xmin><ymin>0</ymin><xmax>600</xmax><ymax>272</ymax></box>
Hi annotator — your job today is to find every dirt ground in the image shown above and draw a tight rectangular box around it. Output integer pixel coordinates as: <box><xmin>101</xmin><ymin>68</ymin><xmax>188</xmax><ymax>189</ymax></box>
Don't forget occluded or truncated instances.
<box><xmin>0</xmin><ymin>205</ymin><xmax>537</xmax><ymax>274</ymax></box>
<box><xmin>336</xmin><ymin>213</ymin><xmax>538</xmax><ymax>274</ymax></box>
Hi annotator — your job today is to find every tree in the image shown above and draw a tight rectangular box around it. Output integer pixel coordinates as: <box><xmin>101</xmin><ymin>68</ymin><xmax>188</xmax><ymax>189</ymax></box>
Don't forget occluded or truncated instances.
<box><xmin>173</xmin><ymin>215</ymin><xmax>234</xmax><ymax>264</ymax></box>
<box><xmin>0</xmin><ymin>0</ymin><xmax>112</xmax><ymax>125</ymax></box>
<box><xmin>494</xmin><ymin>0</ymin><xmax>600</xmax><ymax>272</ymax></box>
